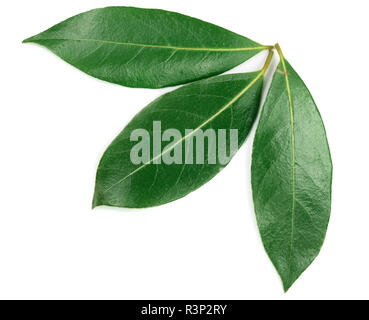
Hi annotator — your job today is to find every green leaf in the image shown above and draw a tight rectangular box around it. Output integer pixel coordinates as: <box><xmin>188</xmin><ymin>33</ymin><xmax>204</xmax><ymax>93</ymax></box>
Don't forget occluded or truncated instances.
<box><xmin>251</xmin><ymin>46</ymin><xmax>332</xmax><ymax>291</ymax></box>
<box><xmin>23</xmin><ymin>6</ymin><xmax>268</xmax><ymax>88</ymax></box>
<box><xmin>93</xmin><ymin>64</ymin><xmax>268</xmax><ymax>208</ymax></box>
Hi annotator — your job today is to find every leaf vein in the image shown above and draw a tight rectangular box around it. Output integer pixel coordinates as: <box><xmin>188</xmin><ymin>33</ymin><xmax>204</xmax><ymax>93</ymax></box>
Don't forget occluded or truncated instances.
<box><xmin>32</xmin><ymin>37</ymin><xmax>269</xmax><ymax>52</ymax></box>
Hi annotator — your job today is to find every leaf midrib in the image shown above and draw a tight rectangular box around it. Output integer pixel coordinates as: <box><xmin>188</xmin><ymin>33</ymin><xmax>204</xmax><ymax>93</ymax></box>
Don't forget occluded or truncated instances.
<box><xmin>279</xmin><ymin>57</ymin><xmax>296</xmax><ymax>281</ymax></box>
<box><xmin>102</xmin><ymin>71</ymin><xmax>264</xmax><ymax>194</ymax></box>
<box><xmin>28</xmin><ymin>37</ymin><xmax>269</xmax><ymax>52</ymax></box>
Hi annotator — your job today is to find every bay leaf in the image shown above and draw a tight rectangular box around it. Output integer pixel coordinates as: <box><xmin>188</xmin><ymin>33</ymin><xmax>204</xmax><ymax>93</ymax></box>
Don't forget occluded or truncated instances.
<box><xmin>251</xmin><ymin>45</ymin><xmax>332</xmax><ymax>291</ymax></box>
<box><xmin>23</xmin><ymin>6</ymin><xmax>269</xmax><ymax>88</ymax></box>
<box><xmin>93</xmin><ymin>52</ymin><xmax>272</xmax><ymax>208</ymax></box>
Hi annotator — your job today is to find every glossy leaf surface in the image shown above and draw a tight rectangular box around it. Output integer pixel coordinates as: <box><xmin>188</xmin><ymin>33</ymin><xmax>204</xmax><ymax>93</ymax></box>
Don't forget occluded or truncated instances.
<box><xmin>23</xmin><ymin>6</ymin><xmax>267</xmax><ymax>88</ymax></box>
<box><xmin>94</xmin><ymin>70</ymin><xmax>265</xmax><ymax>208</ymax></box>
<box><xmin>251</xmin><ymin>51</ymin><xmax>332</xmax><ymax>291</ymax></box>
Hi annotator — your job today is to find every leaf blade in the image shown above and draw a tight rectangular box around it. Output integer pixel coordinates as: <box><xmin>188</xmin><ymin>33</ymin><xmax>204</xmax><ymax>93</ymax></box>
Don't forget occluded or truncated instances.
<box><xmin>251</xmin><ymin>54</ymin><xmax>332</xmax><ymax>291</ymax></box>
<box><xmin>23</xmin><ymin>6</ymin><xmax>267</xmax><ymax>88</ymax></box>
<box><xmin>93</xmin><ymin>70</ymin><xmax>264</xmax><ymax>208</ymax></box>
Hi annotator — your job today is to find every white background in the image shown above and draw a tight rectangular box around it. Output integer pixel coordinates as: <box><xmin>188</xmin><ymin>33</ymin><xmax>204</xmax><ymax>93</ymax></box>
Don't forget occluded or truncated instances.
<box><xmin>0</xmin><ymin>0</ymin><xmax>368</xmax><ymax>300</ymax></box>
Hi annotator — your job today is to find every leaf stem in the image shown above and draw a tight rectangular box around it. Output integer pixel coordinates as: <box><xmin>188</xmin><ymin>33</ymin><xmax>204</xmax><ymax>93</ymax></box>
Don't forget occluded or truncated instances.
<box><xmin>261</xmin><ymin>49</ymin><xmax>274</xmax><ymax>75</ymax></box>
<box><xmin>274</xmin><ymin>43</ymin><xmax>284</xmax><ymax>61</ymax></box>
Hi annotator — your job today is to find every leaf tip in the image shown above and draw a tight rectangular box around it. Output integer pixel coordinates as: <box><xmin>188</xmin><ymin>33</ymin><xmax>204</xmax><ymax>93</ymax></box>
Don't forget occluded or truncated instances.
<box><xmin>283</xmin><ymin>282</ymin><xmax>292</xmax><ymax>293</ymax></box>
<box><xmin>281</xmin><ymin>274</ymin><xmax>298</xmax><ymax>293</ymax></box>
<box><xmin>22</xmin><ymin>36</ymin><xmax>35</xmax><ymax>44</ymax></box>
